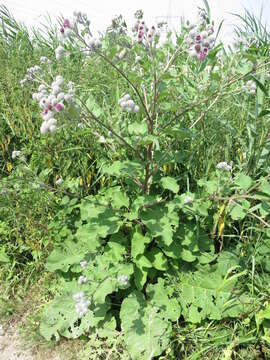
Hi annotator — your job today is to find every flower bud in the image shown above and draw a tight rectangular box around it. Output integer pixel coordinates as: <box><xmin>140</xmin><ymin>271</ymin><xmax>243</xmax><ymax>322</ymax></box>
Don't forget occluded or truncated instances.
<box><xmin>126</xmin><ymin>100</ymin><xmax>135</xmax><ymax>108</ymax></box>
<box><xmin>52</xmin><ymin>85</ymin><xmax>61</xmax><ymax>95</ymax></box>
<box><xmin>49</xmin><ymin>125</ymin><xmax>57</xmax><ymax>133</ymax></box>
<box><xmin>57</xmin><ymin>92</ymin><xmax>65</xmax><ymax>101</ymax></box>
<box><xmin>47</xmin><ymin>118</ymin><xmax>57</xmax><ymax>127</ymax></box>
<box><xmin>134</xmin><ymin>105</ymin><xmax>140</xmax><ymax>113</ymax></box>
<box><xmin>123</xmin><ymin>94</ymin><xmax>131</xmax><ymax>101</ymax></box>
<box><xmin>40</xmin><ymin>122</ymin><xmax>49</xmax><ymax>134</ymax></box>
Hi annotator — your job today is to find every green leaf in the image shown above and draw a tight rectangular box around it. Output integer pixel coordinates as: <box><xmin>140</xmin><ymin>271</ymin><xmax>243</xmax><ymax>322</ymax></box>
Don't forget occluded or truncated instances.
<box><xmin>75</xmin><ymin>225</ymin><xmax>102</xmax><ymax>251</ymax></box>
<box><xmin>45</xmin><ymin>240</ymin><xmax>87</xmax><ymax>272</ymax></box>
<box><xmin>131</xmin><ymin>228</ymin><xmax>151</xmax><ymax>259</ymax></box>
<box><xmin>134</xmin><ymin>265</ymin><xmax>148</xmax><ymax>290</ymax></box>
<box><xmin>0</xmin><ymin>249</ymin><xmax>10</xmax><ymax>263</ymax></box>
<box><xmin>97</xmin><ymin>312</ymin><xmax>117</xmax><ymax>338</ymax></box>
<box><xmin>261</xmin><ymin>180</ymin><xmax>270</xmax><ymax>196</ymax></box>
<box><xmin>111</xmin><ymin>191</ymin><xmax>129</xmax><ymax>209</ymax></box>
<box><xmin>229</xmin><ymin>200</ymin><xmax>250</xmax><ymax>220</ymax></box>
<box><xmin>234</xmin><ymin>173</ymin><xmax>252</xmax><ymax>190</ymax></box>
<box><xmin>177</xmin><ymin>267</ymin><xmax>251</xmax><ymax>323</ymax></box>
<box><xmin>120</xmin><ymin>291</ymin><xmax>171</xmax><ymax>359</ymax></box>
<box><xmin>251</xmin><ymin>75</ymin><xmax>268</xmax><ymax>96</ymax></box>
<box><xmin>146</xmin><ymin>279</ymin><xmax>181</xmax><ymax>321</ymax></box>
<box><xmin>258</xmin><ymin>109</ymin><xmax>270</xmax><ymax>118</ymax></box>
<box><xmin>86</xmin><ymin>94</ymin><xmax>102</xmax><ymax>117</ymax></box>
<box><xmin>160</xmin><ymin>176</ymin><xmax>179</xmax><ymax>193</ymax></box>
<box><xmin>256</xmin><ymin>303</ymin><xmax>270</xmax><ymax>331</ymax></box>
<box><xmin>93</xmin><ymin>277</ymin><xmax>116</xmax><ymax>303</ymax></box>
<box><xmin>128</xmin><ymin>121</ymin><xmax>148</xmax><ymax>135</ymax></box>
<box><xmin>102</xmin><ymin>187</ymin><xmax>129</xmax><ymax>209</ymax></box>
<box><xmin>176</xmin><ymin>223</ymin><xmax>215</xmax><ymax>263</ymax></box>
<box><xmin>136</xmin><ymin>255</ymin><xmax>152</xmax><ymax>268</ymax></box>
<box><xmin>40</xmin><ymin>295</ymin><xmax>80</xmax><ymax>341</ymax></box>
<box><xmin>147</xmin><ymin>247</ymin><xmax>169</xmax><ymax>271</ymax></box>
<box><xmin>141</xmin><ymin>203</ymin><xmax>179</xmax><ymax>246</ymax></box>
<box><xmin>102</xmin><ymin>160</ymin><xmax>143</xmax><ymax>178</ymax></box>
<box><xmin>79</xmin><ymin>200</ymin><xmax>123</xmax><ymax>238</ymax></box>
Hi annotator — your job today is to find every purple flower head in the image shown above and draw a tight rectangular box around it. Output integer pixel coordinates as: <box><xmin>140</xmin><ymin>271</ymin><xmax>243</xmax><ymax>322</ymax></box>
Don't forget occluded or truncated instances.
<box><xmin>200</xmin><ymin>51</ymin><xmax>206</xmax><ymax>61</ymax></box>
<box><xmin>138</xmin><ymin>31</ymin><xmax>143</xmax><ymax>39</ymax></box>
<box><xmin>60</xmin><ymin>27</ymin><xmax>65</xmax><ymax>34</ymax></box>
<box><xmin>196</xmin><ymin>35</ymin><xmax>201</xmax><ymax>43</ymax></box>
<box><xmin>48</xmin><ymin>104</ymin><xmax>53</xmax><ymax>111</ymax></box>
<box><xmin>42</xmin><ymin>109</ymin><xmax>48</xmax><ymax>115</ymax></box>
<box><xmin>203</xmin><ymin>47</ymin><xmax>208</xmax><ymax>54</ymax></box>
<box><xmin>55</xmin><ymin>102</ymin><xmax>64</xmax><ymax>112</ymax></box>
<box><xmin>63</xmin><ymin>19</ymin><xmax>71</xmax><ymax>28</ymax></box>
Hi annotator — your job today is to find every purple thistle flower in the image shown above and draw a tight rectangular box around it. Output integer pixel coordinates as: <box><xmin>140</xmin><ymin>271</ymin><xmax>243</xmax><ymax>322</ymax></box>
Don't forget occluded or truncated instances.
<box><xmin>200</xmin><ymin>51</ymin><xmax>206</xmax><ymax>61</ymax></box>
<box><xmin>55</xmin><ymin>102</ymin><xmax>64</xmax><ymax>112</ymax></box>
<box><xmin>63</xmin><ymin>19</ymin><xmax>71</xmax><ymax>28</ymax></box>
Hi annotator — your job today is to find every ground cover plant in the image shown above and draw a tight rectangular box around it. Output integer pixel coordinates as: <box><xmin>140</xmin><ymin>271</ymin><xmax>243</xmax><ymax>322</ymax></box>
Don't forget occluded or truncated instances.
<box><xmin>1</xmin><ymin>1</ymin><xmax>270</xmax><ymax>359</ymax></box>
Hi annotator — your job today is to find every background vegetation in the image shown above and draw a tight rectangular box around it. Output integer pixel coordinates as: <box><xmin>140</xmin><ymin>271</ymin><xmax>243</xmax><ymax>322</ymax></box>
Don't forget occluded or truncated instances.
<box><xmin>1</xmin><ymin>3</ymin><xmax>270</xmax><ymax>359</ymax></box>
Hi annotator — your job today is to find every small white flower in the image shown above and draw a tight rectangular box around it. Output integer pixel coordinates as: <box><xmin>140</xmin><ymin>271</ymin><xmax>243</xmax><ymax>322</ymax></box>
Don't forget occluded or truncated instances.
<box><xmin>216</xmin><ymin>162</ymin><xmax>232</xmax><ymax>172</ymax></box>
<box><xmin>55</xmin><ymin>177</ymin><xmax>63</xmax><ymax>185</ymax></box>
<box><xmin>64</xmin><ymin>94</ymin><xmax>74</xmax><ymax>103</ymax></box>
<box><xmin>55</xmin><ymin>45</ymin><xmax>68</xmax><ymax>60</ymax></box>
<box><xmin>126</xmin><ymin>100</ymin><xmax>135</xmax><ymax>109</ymax></box>
<box><xmin>134</xmin><ymin>105</ymin><xmax>140</xmax><ymax>113</ymax></box>
<box><xmin>118</xmin><ymin>49</ymin><xmax>127</xmax><ymax>60</ymax></box>
<box><xmin>12</xmin><ymin>150</ymin><xmax>21</xmax><ymax>159</ymax></box>
<box><xmin>73</xmin><ymin>292</ymin><xmax>85</xmax><ymax>302</ymax></box>
<box><xmin>98</xmin><ymin>136</ymin><xmax>106</xmax><ymax>143</ymax></box>
<box><xmin>118</xmin><ymin>274</ymin><xmax>129</xmax><ymax>286</ymax></box>
<box><xmin>201</xmin><ymin>30</ymin><xmax>208</xmax><ymax>39</ymax></box>
<box><xmin>55</xmin><ymin>75</ymin><xmax>64</xmax><ymax>86</ymax></box>
<box><xmin>48</xmin><ymin>95</ymin><xmax>56</xmax><ymax>103</ymax></box>
<box><xmin>52</xmin><ymin>85</ymin><xmax>61</xmax><ymax>95</ymax></box>
<box><xmin>57</xmin><ymin>92</ymin><xmax>65</xmax><ymax>101</ymax></box>
<box><xmin>36</xmin><ymin>92</ymin><xmax>43</xmax><ymax>101</ymax></box>
<box><xmin>123</xmin><ymin>94</ymin><xmax>131</xmax><ymax>101</ymax></box>
<box><xmin>78</xmin><ymin>275</ymin><xmax>88</xmax><ymax>284</ymax></box>
<box><xmin>38</xmin><ymin>84</ymin><xmax>46</xmax><ymax>92</ymax></box>
<box><xmin>73</xmin><ymin>291</ymin><xmax>90</xmax><ymax>317</ymax></box>
<box><xmin>80</xmin><ymin>260</ymin><xmax>87</xmax><ymax>269</ymax></box>
<box><xmin>184</xmin><ymin>195</ymin><xmax>193</xmax><ymax>204</ymax></box>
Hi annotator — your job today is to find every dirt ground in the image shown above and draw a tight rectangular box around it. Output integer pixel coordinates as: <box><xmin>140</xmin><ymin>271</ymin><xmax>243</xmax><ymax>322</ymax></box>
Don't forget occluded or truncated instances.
<box><xmin>0</xmin><ymin>323</ymin><xmax>62</xmax><ymax>360</ymax></box>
